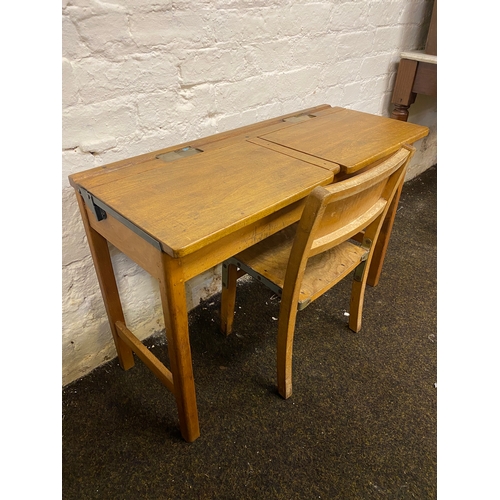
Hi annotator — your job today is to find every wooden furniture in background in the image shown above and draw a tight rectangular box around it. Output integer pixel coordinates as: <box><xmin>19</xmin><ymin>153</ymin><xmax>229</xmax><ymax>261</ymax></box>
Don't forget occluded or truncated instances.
<box><xmin>69</xmin><ymin>105</ymin><xmax>428</xmax><ymax>442</ymax></box>
<box><xmin>391</xmin><ymin>0</ymin><xmax>437</xmax><ymax>121</ymax></box>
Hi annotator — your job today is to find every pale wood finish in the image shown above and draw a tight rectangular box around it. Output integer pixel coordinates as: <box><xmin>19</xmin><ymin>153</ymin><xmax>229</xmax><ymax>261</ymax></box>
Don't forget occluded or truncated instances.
<box><xmin>84</xmin><ymin>202</ymin><xmax>163</xmax><ymax>280</ymax></box>
<box><xmin>256</xmin><ymin>108</ymin><xmax>426</xmax><ymax>174</ymax></box>
<box><xmin>69</xmin><ymin>105</ymin><xmax>427</xmax><ymax>188</ymax></box>
<box><xmin>68</xmin><ymin>104</ymin><xmax>337</xmax><ymax>189</ymax></box>
<box><xmin>248</xmin><ymin>137</ymin><xmax>341</xmax><ymax>174</ymax></box>
<box><xmin>181</xmin><ymin>198</ymin><xmax>308</xmax><ymax>280</ymax></box>
<box><xmin>366</xmin><ymin>180</ymin><xmax>403</xmax><ymax>286</ymax></box>
<box><xmin>82</xmin><ymin>180</ymin><xmax>312</xmax><ymax>282</ymax></box>
<box><xmin>69</xmin><ymin>105</ymin><xmax>427</xmax><ymax>441</ymax></box>
<box><xmin>220</xmin><ymin>146</ymin><xmax>415</xmax><ymax>399</ymax></box>
<box><xmin>79</xmin><ymin>141</ymin><xmax>334</xmax><ymax>258</ymax></box>
<box><xmin>116</xmin><ymin>321</ymin><xmax>174</xmax><ymax>392</ymax></box>
<box><xmin>75</xmin><ymin>194</ymin><xmax>135</xmax><ymax>371</ymax></box>
<box><xmin>158</xmin><ymin>253</ymin><xmax>200</xmax><ymax>442</ymax></box>
<box><xmin>220</xmin><ymin>262</ymin><xmax>240</xmax><ymax>337</ymax></box>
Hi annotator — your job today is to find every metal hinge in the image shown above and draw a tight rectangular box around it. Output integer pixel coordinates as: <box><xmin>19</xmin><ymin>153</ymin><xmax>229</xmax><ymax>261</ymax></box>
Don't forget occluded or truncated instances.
<box><xmin>79</xmin><ymin>187</ymin><xmax>107</xmax><ymax>221</ymax></box>
<box><xmin>78</xmin><ymin>186</ymin><xmax>162</xmax><ymax>251</ymax></box>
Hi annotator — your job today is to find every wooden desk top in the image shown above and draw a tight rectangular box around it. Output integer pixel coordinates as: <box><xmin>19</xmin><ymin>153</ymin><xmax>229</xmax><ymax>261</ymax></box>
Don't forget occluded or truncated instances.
<box><xmin>69</xmin><ymin>105</ymin><xmax>428</xmax><ymax>258</ymax></box>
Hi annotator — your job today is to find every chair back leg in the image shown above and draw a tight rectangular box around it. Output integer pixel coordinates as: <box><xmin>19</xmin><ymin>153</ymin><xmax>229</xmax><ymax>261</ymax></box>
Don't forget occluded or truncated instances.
<box><xmin>348</xmin><ymin>216</ymin><xmax>385</xmax><ymax>332</ymax></box>
<box><xmin>220</xmin><ymin>261</ymin><xmax>239</xmax><ymax>335</ymax></box>
<box><xmin>349</xmin><ymin>274</ymin><xmax>366</xmax><ymax>333</ymax></box>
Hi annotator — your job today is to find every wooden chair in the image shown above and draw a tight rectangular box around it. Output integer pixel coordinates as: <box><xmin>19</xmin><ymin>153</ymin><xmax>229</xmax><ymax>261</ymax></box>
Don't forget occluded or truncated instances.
<box><xmin>220</xmin><ymin>145</ymin><xmax>415</xmax><ymax>399</ymax></box>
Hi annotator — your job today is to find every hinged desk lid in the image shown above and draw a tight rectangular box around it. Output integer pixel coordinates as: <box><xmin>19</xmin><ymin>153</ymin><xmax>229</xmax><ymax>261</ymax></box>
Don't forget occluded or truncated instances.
<box><xmin>256</xmin><ymin>108</ymin><xmax>428</xmax><ymax>174</ymax></box>
<box><xmin>73</xmin><ymin>141</ymin><xmax>334</xmax><ymax>258</ymax></box>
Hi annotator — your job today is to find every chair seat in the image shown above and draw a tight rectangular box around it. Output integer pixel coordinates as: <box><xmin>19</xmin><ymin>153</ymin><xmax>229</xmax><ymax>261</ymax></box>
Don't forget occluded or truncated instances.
<box><xmin>235</xmin><ymin>223</ymin><xmax>368</xmax><ymax>310</ymax></box>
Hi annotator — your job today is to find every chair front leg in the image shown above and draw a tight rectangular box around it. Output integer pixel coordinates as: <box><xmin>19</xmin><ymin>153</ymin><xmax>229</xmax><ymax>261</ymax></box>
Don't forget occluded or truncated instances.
<box><xmin>220</xmin><ymin>261</ymin><xmax>239</xmax><ymax>335</ymax></box>
<box><xmin>276</xmin><ymin>298</ymin><xmax>299</xmax><ymax>399</ymax></box>
<box><xmin>349</xmin><ymin>270</ymin><xmax>367</xmax><ymax>333</ymax></box>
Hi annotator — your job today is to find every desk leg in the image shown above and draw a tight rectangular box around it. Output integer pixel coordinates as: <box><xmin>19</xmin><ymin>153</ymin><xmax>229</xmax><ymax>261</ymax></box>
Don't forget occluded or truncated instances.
<box><xmin>367</xmin><ymin>182</ymin><xmax>403</xmax><ymax>287</ymax></box>
<box><xmin>159</xmin><ymin>253</ymin><xmax>200</xmax><ymax>442</ymax></box>
<box><xmin>74</xmin><ymin>192</ymin><xmax>135</xmax><ymax>370</ymax></box>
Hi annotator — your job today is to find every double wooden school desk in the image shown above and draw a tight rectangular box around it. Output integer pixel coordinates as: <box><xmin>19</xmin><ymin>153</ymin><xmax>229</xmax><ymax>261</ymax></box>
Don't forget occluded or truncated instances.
<box><xmin>69</xmin><ymin>105</ymin><xmax>428</xmax><ymax>442</ymax></box>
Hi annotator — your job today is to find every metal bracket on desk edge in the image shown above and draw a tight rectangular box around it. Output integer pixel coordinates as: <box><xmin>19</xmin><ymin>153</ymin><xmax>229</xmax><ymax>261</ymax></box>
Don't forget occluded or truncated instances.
<box><xmin>78</xmin><ymin>186</ymin><xmax>162</xmax><ymax>251</ymax></box>
<box><xmin>79</xmin><ymin>187</ymin><xmax>107</xmax><ymax>221</ymax></box>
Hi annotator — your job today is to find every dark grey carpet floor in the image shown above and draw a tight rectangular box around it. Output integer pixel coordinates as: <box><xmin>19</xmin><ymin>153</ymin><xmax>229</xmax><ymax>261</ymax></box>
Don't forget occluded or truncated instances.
<box><xmin>62</xmin><ymin>165</ymin><xmax>437</xmax><ymax>499</ymax></box>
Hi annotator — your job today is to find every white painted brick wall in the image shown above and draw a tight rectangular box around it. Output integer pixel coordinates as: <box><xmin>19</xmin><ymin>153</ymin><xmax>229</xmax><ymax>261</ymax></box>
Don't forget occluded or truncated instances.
<box><xmin>62</xmin><ymin>0</ymin><xmax>437</xmax><ymax>386</ymax></box>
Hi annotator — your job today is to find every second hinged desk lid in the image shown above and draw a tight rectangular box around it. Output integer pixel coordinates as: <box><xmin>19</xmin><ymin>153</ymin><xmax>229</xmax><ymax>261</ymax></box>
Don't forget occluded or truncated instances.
<box><xmin>251</xmin><ymin>107</ymin><xmax>428</xmax><ymax>174</ymax></box>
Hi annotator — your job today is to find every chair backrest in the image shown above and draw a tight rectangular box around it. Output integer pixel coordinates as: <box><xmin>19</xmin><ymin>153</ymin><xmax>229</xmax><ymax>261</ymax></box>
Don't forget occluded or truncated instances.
<box><xmin>282</xmin><ymin>145</ymin><xmax>415</xmax><ymax>296</ymax></box>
